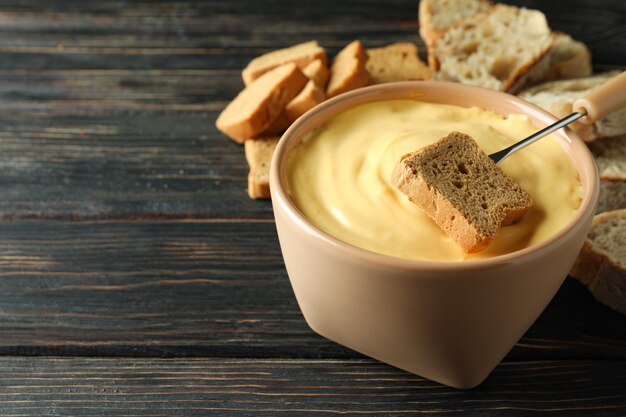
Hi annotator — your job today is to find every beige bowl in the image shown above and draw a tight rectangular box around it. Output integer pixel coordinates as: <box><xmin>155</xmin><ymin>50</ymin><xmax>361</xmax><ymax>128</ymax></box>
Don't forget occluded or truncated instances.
<box><xmin>269</xmin><ymin>82</ymin><xmax>598</xmax><ymax>389</ymax></box>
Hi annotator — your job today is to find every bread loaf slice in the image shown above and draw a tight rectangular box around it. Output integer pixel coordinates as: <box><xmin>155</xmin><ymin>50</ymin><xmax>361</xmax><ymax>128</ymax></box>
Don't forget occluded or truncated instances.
<box><xmin>431</xmin><ymin>4</ymin><xmax>554</xmax><ymax>93</ymax></box>
<box><xmin>587</xmin><ymin>135</ymin><xmax>626</xmax><ymax>214</ymax></box>
<box><xmin>519</xmin><ymin>71</ymin><xmax>626</xmax><ymax>142</ymax></box>
<box><xmin>303</xmin><ymin>59</ymin><xmax>330</xmax><ymax>88</ymax></box>
<box><xmin>589</xmin><ymin>135</ymin><xmax>626</xmax><ymax>181</ymax></box>
<box><xmin>597</xmin><ymin>180</ymin><xmax>626</xmax><ymax>214</ymax></box>
<box><xmin>327</xmin><ymin>40</ymin><xmax>370</xmax><ymax>98</ymax></box>
<box><xmin>216</xmin><ymin>63</ymin><xmax>308</xmax><ymax>143</ymax></box>
<box><xmin>570</xmin><ymin>209</ymin><xmax>626</xmax><ymax>315</ymax></box>
<box><xmin>391</xmin><ymin>131</ymin><xmax>533</xmax><ymax>253</ymax></box>
<box><xmin>366</xmin><ymin>42</ymin><xmax>431</xmax><ymax>84</ymax></box>
<box><xmin>418</xmin><ymin>0</ymin><xmax>492</xmax><ymax>49</ymax></box>
<box><xmin>242</xmin><ymin>41</ymin><xmax>327</xmax><ymax>86</ymax></box>
<box><xmin>538</xmin><ymin>33</ymin><xmax>592</xmax><ymax>83</ymax></box>
<box><xmin>264</xmin><ymin>79</ymin><xmax>326</xmax><ymax>134</ymax></box>
<box><xmin>244</xmin><ymin>137</ymin><xmax>280</xmax><ymax>199</ymax></box>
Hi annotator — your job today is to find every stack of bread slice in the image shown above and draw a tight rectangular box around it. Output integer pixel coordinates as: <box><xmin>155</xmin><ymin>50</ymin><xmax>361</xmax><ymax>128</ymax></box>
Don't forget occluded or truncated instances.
<box><xmin>214</xmin><ymin>1</ymin><xmax>625</xmax><ymax>313</ymax></box>
<box><xmin>216</xmin><ymin>39</ymin><xmax>431</xmax><ymax>199</ymax></box>
<box><xmin>517</xmin><ymin>71</ymin><xmax>626</xmax><ymax>314</ymax></box>
<box><xmin>420</xmin><ymin>0</ymin><xmax>592</xmax><ymax>93</ymax></box>
<box><xmin>419</xmin><ymin>0</ymin><xmax>624</xmax><ymax>314</ymax></box>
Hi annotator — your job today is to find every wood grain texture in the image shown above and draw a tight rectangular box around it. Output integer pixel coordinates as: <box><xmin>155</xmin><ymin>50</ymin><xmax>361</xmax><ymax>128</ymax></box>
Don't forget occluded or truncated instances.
<box><xmin>0</xmin><ymin>0</ymin><xmax>623</xmax><ymax>219</ymax></box>
<box><xmin>0</xmin><ymin>0</ymin><xmax>624</xmax><ymax>414</ymax></box>
<box><xmin>0</xmin><ymin>358</ymin><xmax>624</xmax><ymax>416</ymax></box>
<box><xmin>0</xmin><ymin>220</ymin><xmax>623</xmax><ymax>359</ymax></box>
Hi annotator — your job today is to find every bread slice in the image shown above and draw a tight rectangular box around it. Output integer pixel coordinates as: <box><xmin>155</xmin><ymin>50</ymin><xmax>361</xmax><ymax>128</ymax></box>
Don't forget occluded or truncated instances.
<box><xmin>244</xmin><ymin>137</ymin><xmax>280</xmax><ymax>199</ymax></box>
<box><xmin>588</xmin><ymin>135</ymin><xmax>626</xmax><ymax>181</ymax></box>
<box><xmin>303</xmin><ymin>59</ymin><xmax>330</xmax><ymax>88</ymax></box>
<box><xmin>538</xmin><ymin>33</ymin><xmax>592</xmax><ymax>83</ymax></box>
<box><xmin>326</xmin><ymin>40</ymin><xmax>370</xmax><ymax>98</ymax></box>
<box><xmin>431</xmin><ymin>4</ymin><xmax>554</xmax><ymax>93</ymax></box>
<box><xmin>418</xmin><ymin>0</ymin><xmax>492</xmax><ymax>49</ymax></box>
<box><xmin>264</xmin><ymin>79</ymin><xmax>326</xmax><ymax>134</ymax></box>
<box><xmin>597</xmin><ymin>180</ymin><xmax>626</xmax><ymax>214</ymax></box>
<box><xmin>242</xmin><ymin>41</ymin><xmax>327</xmax><ymax>86</ymax></box>
<box><xmin>587</xmin><ymin>135</ymin><xmax>626</xmax><ymax>214</ymax></box>
<box><xmin>216</xmin><ymin>63</ymin><xmax>308</xmax><ymax>143</ymax></box>
<box><xmin>365</xmin><ymin>42</ymin><xmax>431</xmax><ymax>84</ymax></box>
<box><xmin>391</xmin><ymin>131</ymin><xmax>533</xmax><ymax>253</ymax></box>
<box><xmin>570</xmin><ymin>209</ymin><xmax>626</xmax><ymax>315</ymax></box>
<box><xmin>519</xmin><ymin>71</ymin><xmax>626</xmax><ymax>142</ymax></box>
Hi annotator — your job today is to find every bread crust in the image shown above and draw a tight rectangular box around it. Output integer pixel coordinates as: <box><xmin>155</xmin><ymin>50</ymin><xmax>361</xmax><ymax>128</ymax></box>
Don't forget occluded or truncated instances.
<box><xmin>391</xmin><ymin>159</ymin><xmax>491</xmax><ymax>252</ymax></box>
<box><xmin>264</xmin><ymin>80</ymin><xmax>326</xmax><ymax>134</ymax></box>
<box><xmin>327</xmin><ymin>40</ymin><xmax>370</xmax><ymax>98</ymax></box>
<box><xmin>216</xmin><ymin>63</ymin><xmax>308</xmax><ymax>143</ymax></box>
<box><xmin>242</xmin><ymin>41</ymin><xmax>327</xmax><ymax>86</ymax></box>
<box><xmin>519</xmin><ymin>71</ymin><xmax>626</xmax><ymax>142</ymax></box>
<box><xmin>391</xmin><ymin>132</ymin><xmax>533</xmax><ymax>253</ymax></box>
<box><xmin>244</xmin><ymin>137</ymin><xmax>280</xmax><ymax>199</ymax></box>
<box><xmin>303</xmin><ymin>59</ymin><xmax>330</xmax><ymax>89</ymax></box>
<box><xmin>430</xmin><ymin>4</ymin><xmax>554</xmax><ymax>92</ymax></box>
<box><xmin>570</xmin><ymin>210</ymin><xmax>626</xmax><ymax>315</ymax></box>
<box><xmin>366</xmin><ymin>42</ymin><xmax>431</xmax><ymax>84</ymax></box>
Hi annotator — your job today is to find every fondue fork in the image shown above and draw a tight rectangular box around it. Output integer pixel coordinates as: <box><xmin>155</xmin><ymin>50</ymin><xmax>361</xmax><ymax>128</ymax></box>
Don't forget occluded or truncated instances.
<box><xmin>489</xmin><ymin>71</ymin><xmax>626</xmax><ymax>164</ymax></box>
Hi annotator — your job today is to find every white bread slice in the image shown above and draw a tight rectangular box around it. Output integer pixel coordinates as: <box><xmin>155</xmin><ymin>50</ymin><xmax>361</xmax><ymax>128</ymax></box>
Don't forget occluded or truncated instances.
<box><xmin>597</xmin><ymin>180</ymin><xmax>626</xmax><ymax>214</ymax></box>
<box><xmin>538</xmin><ymin>33</ymin><xmax>592</xmax><ymax>83</ymax></box>
<box><xmin>431</xmin><ymin>4</ymin><xmax>554</xmax><ymax>93</ymax></box>
<box><xmin>588</xmin><ymin>135</ymin><xmax>626</xmax><ymax>181</ymax></box>
<box><xmin>587</xmin><ymin>135</ymin><xmax>626</xmax><ymax>214</ymax></box>
<box><xmin>326</xmin><ymin>40</ymin><xmax>370</xmax><ymax>98</ymax></box>
<box><xmin>366</xmin><ymin>42</ymin><xmax>431</xmax><ymax>84</ymax></box>
<box><xmin>418</xmin><ymin>0</ymin><xmax>492</xmax><ymax>48</ymax></box>
<box><xmin>244</xmin><ymin>137</ymin><xmax>280</xmax><ymax>199</ymax></box>
<box><xmin>570</xmin><ymin>209</ymin><xmax>626</xmax><ymax>315</ymax></box>
<box><xmin>519</xmin><ymin>71</ymin><xmax>626</xmax><ymax>142</ymax></box>
<box><xmin>216</xmin><ymin>63</ymin><xmax>308</xmax><ymax>143</ymax></box>
<box><xmin>264</xmin><ymin>80</ymin><xmax>326</xmax><ymax>134</ymax></box>
<box><xmin>391</xmin><ymin>131</ymin><xmax>533</xmax><ymax>253</ymax></box>
<box><xmin>303</xmin><ymin>59</ymin><xmax>330</xmax><ymax>89</ymax></box>
<box><xmin>242</xmin><ymin>41</ymin><xmax>327</xmax><ymax>86</ymax></box>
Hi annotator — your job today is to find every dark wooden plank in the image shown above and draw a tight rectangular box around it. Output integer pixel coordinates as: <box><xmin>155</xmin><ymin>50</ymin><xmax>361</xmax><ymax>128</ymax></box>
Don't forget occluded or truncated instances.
<box><xmin>0</xmin><ymin>1</ymin><xmax>623</xmax><ymax>219</ymax></box>
<box><xmin>0</xmin><ymin>108</ymin><xmax>274</xmax><ymax>220</ymax></box>
<box><xmin>0</xmin><ymin>220</ymin><xmax>623</xmax><ymax>359</ymax></box>
<box><xmin>0</xmin><ymin>70</ymin><xmax>269</xmax><ymax>220</ymax></box>
<box><xmin>0</xmin><ymin>357</ymin><xmax>624</xmax><ymax>416</ymax></box>
<box><xmin>0</xmin><ymin>0</ymin><xmax>620</xmax><ymax>70</ymax></box>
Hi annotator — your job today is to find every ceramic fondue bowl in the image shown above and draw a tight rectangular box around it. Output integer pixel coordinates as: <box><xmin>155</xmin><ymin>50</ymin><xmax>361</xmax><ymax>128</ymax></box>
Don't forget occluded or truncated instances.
<box><xmin>269</xmin><ymin>81</ymin><xmax>598</xmax><ymax>389</ymax></box>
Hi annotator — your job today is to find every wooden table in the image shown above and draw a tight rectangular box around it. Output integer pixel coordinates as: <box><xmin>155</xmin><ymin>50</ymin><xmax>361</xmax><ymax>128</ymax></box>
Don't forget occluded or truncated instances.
<box><xmin>0</xmin><ymin>0</ymin><xmax>624</xmax><ymax>415</ymax></box>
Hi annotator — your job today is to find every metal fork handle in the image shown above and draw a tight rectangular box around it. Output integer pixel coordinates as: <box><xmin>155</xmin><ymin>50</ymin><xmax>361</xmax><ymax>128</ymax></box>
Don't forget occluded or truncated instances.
<box><xmin>489</xmin><ymin>111</ymin><xmax>586</xmax><ymax>164</ymax></box>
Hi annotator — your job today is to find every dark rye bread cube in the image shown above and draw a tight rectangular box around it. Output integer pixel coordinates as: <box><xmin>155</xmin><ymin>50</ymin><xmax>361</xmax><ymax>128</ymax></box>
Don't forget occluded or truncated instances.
<box><xmin>391</xmin><ymin>131</ymin><xmax>533</xmax><ymax>253</ymax></box>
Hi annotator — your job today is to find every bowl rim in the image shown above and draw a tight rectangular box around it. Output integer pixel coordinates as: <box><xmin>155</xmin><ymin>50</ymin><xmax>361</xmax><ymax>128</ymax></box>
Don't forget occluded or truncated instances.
<box><xmin>270</xmin><ymin>81</ymin><xmax>599</xmax><ymax>272</ymax></box>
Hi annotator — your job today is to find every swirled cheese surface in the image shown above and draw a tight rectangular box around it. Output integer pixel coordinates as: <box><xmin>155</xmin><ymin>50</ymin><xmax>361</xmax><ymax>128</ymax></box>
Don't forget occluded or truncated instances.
<box><xmin>285</xmin><ymin>100</ymin><xmax>582</xmax><ymax>261</ymax></box>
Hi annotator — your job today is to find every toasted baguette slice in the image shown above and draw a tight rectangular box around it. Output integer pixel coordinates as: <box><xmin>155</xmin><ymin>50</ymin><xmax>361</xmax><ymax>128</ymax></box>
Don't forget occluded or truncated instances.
<box><xmin>216</xmin><ymin>63</ymin><xmax>308</xmax><ymax>143</ymax></box>
<box><xmin>418</xmin><ymin>0</ymin><xmax>492</xmax><ymax>48</ymax></box>
<box><xmin>538</xmin><ymin>33</ymin><xmax>592</xmax><ymax>83</ymax></box>
<box><xmin>242</xmin><ymin>41</ymin><xmax>327</xmax><ymax>86</ymax></box>
<box><xmin>244</xmin><ymin>137</ymin><xmax>280</xmax><ymax>199</ymax></box>
<box><xmin>570</xmin><ymin>209</ymin><xmax>626</xmax><ymax>315</ymax></box>
<box><xmin>303</xmin><ymin>59</ymin><xmax>330</xmax><ymax>88</ymax></box>
<box><xmin>431</xmin><ymin>4</ymin><xmax>554</xmax><ymax>93</ymax></box>
<box><xmin>391</xmin><ymin>131</ymin><xmax>533</xmax><ymax>253</ymax></box>
<box><xmin>519</xmin><ymin>71</ymin><xmax>626</xmax><ymax>142</ymax></box>
<box><xmin>265</xmin><ymin>80</ymin><xmax>326</xmax><ymax>134</ymax></box>
<box><xmin>366</xmin><ymin>42</ymin><xmax>431</xmax><ymax>84</ymax></box>
<box><xmin>327</xmin><ymin>40</ymin><xmax>370</xmax><ymax>98</ymax></box>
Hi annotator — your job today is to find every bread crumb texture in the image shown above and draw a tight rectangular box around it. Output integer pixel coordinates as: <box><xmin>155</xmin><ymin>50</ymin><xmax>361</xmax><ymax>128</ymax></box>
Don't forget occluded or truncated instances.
<box><xmin>392</xmin><ymin>131</ymin><xmax>533</xmax><ymax>253</ymax></box>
